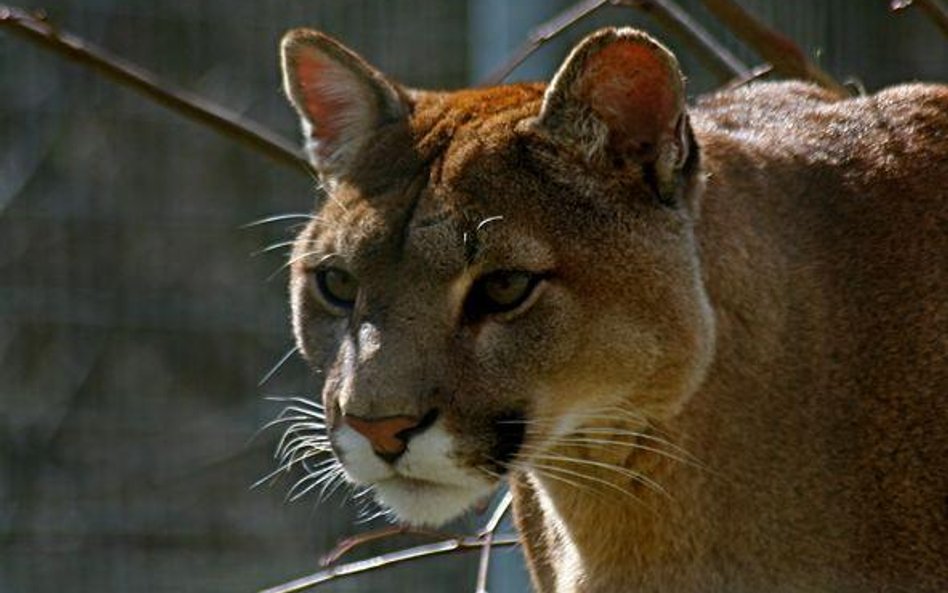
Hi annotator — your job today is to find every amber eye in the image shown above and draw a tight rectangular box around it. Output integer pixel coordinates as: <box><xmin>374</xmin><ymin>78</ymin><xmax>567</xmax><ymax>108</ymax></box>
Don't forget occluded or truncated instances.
<box><xmin>465</xmin><ymin>270</ymin><xmax>545</xmax><ymax>320</ymax></box>
<box><xmin>313</xmin><ymin>267</ymin><xmax>358</xmax><ymax>311</ymax></box>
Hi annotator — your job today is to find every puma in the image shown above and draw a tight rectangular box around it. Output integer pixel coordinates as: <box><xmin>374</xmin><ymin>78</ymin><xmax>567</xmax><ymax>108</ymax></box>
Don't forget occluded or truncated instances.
<box><xmin>278</xmin><ymin>26</ymin><xmax>948</xmax><ymax>593</ymax></box>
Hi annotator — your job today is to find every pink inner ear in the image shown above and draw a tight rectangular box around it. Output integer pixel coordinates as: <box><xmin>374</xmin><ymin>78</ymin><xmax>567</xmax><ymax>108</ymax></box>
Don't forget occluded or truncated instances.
<box><xmin>578</xmin><ymin>41</ymin><xmax>679</xmax><ymax>149</ymax></box>
<box><xmin>295</xmin><ymin>52</ymin><xmax>351</xmax><ymax>147</ymax></box>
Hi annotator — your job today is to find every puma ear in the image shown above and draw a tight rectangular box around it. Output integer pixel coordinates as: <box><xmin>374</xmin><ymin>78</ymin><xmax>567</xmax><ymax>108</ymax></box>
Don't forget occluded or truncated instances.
<box><xmin>281</xmin><ymin>29</ymin><xmax>409</xmax><ymax>178</ymax></box>
<box><xmin>533</xmin><ymin>28</ymin><xmax>691</xmax><ymax>201</ymax></box>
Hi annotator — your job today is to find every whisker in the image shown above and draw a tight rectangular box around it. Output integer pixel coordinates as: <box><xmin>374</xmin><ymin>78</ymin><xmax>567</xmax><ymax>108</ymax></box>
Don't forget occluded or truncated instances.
<box><xmin>241</xmin><ymin>213</ymin><xmax>321</xmax><ymax>228</ymax></box>
<box><xmin>317</xmin><ymin>467</ymin><xmax>350</xmax><ymax>504</ymax></box>
<box><xmin>477</xmin><ymin>466</ymin><xmax>504</xmax><ymax>480</ymax></box>
<box><xmin>500</xmin><ymin>409</ymin><xmax>703</xmax><ymax>467</ymax></box>
<box><xmin>520</xmin><ymin>446</ymin><xmax>671</xmax><ymax>500</ymax></box>
<box><xmin>475</xmin><ymin>215</ymin><xmax>504</xmax><ymax>232</ymax></box>
<box><xmin>545</xmin><ymin>436</ymin><xmax>701</xmax><ymax>470</ymax></box>
<box><xmin>248</xmin><ymin>413</ymin><xmax>321</xmax><ymax>446</ymax></box>
<box><xmin>519</xmin><ymin>460</ymin><xmax>645</xmax><ymax>505</ymax></box>
<box><xmin>252</xmin><ymin>447</ymin><xmax>330</xmax><ymax>489</ymax></box>
<box><xmin>258</xmin><ymin>414</ymin><xmax>320</xmax><ymax>436</ymax></box>
<box><xmin>505</xmin><ymin>460</ymin><xmax>599</xmax><ymax>497</ymax></box>
<box><xmin>258</xmin><ymin>345</ymin><xmax>299</xmax><ymax>387</ymax></box>
<box><xmin>287</xmin><ymin>462</ymin><xmax>343</xmax><ymax>502</ymax></box>
<box><xmin>278</xmin><ymin>436</ymin><xmax>330</xmax><ymax>465</ymax></box>
<box><xmin>276</xmin><ymin>426</ymin><xmax>329</xmax><ymax>460</ymax></box>
<box><xmin>574</xmin><ymin>428</ymin><xmax>702</xmax><ymax>464</ymax></box>
<box><xmin>263</xmin><ymin>395</ymin><xmax>325</xmax><ymax>412</ymax></box>
<box><xmin>274</xmin><ymin>437</ymin><xmax>329</xmax><ymax>463</ymax></box>
<box><xmin>253</xmin><ymin>237</ymin><xmax>324</xmax><ymax>258</ymax></box>
<box><xmin>268</xmin><ymin>404</ymin><xmax>325</xmax><ymax>420</ymax></box>
<box><xmin>268</xmin><ymin>251</ymin><xmax>337</xmax><ymax>281</ymax></box>
<box><xmin>252</xmin><ymin>240</ymin><xmax>298</xmax><ymax>257</ymax></box>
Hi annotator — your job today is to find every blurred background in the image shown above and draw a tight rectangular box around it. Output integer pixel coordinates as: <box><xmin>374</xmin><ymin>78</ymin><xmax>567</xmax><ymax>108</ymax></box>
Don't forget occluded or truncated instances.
<box><xmin>0</xmin><ymin>1</ymin><xmax>945</xmax><ymax>592</ymax></box>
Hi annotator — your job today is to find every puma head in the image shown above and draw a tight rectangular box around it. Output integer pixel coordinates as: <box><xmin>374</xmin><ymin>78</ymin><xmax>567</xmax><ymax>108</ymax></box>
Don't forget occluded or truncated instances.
<box><xmin>279</xmin><ymin>27</ymin><xmax>715</xmax><ymax>525</ymax></box>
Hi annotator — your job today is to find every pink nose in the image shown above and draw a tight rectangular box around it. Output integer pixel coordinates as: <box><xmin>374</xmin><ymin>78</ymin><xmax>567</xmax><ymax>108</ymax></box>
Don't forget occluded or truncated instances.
<box><xmin>343</xmin><ymin>414</ymin><xmax>423</xmax><ymax>460</ymax></box>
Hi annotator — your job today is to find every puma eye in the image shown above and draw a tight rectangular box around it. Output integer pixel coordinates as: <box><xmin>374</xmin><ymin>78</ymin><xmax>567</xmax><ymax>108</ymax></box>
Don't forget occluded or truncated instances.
<box><xmin>313</xmin><ymin>266</ymin><xmax>358</xmax><ymax>312</ymax></box>
<box><xmin>465</xmin><ymin>270</ymin><xmax>545</xmax><ymax>320</ymax></box>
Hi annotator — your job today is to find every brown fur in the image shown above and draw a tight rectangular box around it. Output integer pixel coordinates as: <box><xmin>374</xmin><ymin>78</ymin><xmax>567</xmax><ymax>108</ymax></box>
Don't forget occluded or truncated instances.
<box><xmin>280</xmin><ymin>27</ymin><xmax>948</xmax><ymax>592</ymax></box>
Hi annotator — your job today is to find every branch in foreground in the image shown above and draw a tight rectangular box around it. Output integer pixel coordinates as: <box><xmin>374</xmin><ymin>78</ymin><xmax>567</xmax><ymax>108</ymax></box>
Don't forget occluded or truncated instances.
<box><xmin>697</xmin><ymin>0</ymin><xmax>849</xmax><ymax>96</ymax></box>
<box><xmin>475</xmin><ymin>491</ymin><xmax>514</xmax><ymax>593</ymax></box>
<box><xmin>482</xmin><ymin>0</ymin><xmax>750</xmax><ymax>86</ymax></box>
<box><xmin>319</xmin><ymin>524</ymin><xmax>457</xmax><ymax>567</ymax></box>
<box><xmin>482</xmin><ymin>0</ymin><xmax>610</xmax><ymax>85</ymax></box>
<box><xmin>258</xmin><ymin>534</ymin><xmax>520</xmax><ymax>593</ymax></box>
<box><xmin>0</xmin><ymin>5</ymin><xmax>312</xmax><ymax>173</ymax></box>
<box><xmin>618</xmin><ymin>0</ymin><xmax>749</xmax><ymax>81</ymax></box>
<box><xmin>890</xmin><ymin>0</ymin><xmax>948</xmax><ymax>38</ymax></box>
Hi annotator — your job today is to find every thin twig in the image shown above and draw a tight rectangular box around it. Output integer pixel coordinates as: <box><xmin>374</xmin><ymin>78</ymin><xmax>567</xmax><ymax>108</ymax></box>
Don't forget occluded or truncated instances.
<box><xmin>697</xmin><ymin>0</ymin><xmax>849</xmax><ymax>96</ymax></box>
<box><xmin>482</xmin><ymin>0</ymin><xmax>750</xmax><ymax>86</ymax></box>
<box><xmin>258</xmin><ymin>534</ymin><xmax>520</xmax><ymax>593</ymax></box>
<box><xmin>474</xmin><ymin>491</ymin><xmax>514</xmax><ymax>593</ymax></box>
<box><xmin>482</xmin><ymin>0</ymin><xmax>610</xmax><ymax>85</ymax></box>
<box><xmin>890</xmin><ymin>0</ymin><xmax>948</xmax><ymax>37</ymax></box>
<box><xmin>617</xmin><ymin>0</ymin><xmax>749</xmax><ymax>81</ymax></box>
<box><xmin>722</xmin><ymin>62</ymin><xmax>774</xmax><ymax>90</ymax></box>
<box><xmin>0</xmin><ymin>5</ymin><xmax>312</xmax><ymax>173</ymax></box>
<box><xmin>319</xmin><ymin>525</ymin><xmax>455</xmax><ymax>567</ymax></box>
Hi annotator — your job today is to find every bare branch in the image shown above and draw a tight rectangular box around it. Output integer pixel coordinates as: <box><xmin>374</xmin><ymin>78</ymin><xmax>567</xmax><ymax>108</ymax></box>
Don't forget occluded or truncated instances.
<box><xmin>319</xmin><ymin>524</ymin><xmax>456</xmax><ymax>567</ymax></box>
<box><xmin>481</xmin><ymin>0</ymin><xmax>610</xmax><ymax>85</ymax></box>
<box><xmin>482</xmin><ymin>0</ymin><xmax>750</xmax><ymax>87</ymax></box>
<box><xmin>474</xmin><ymin>491</ymin><xmax>514</xmax><ymax>593</ymax></box>
<box><xmin>697</xmin><ymin>0</ymin><xmax>849</xmax><ymax>96</ymax></box>
<box><xmin>0</xmin><ymin>5</ymin><xmax>312</xmax><ymax>173</ymax></box>
<box><xmin>890</xmin><ymin>0</ymin><xmax>948</xmax><ymax>37</ymax></box>
<box><xmin>617</xmin><ymin>0</ymin><xmax>750</xmax><ymax>81</ymax></box>
<box><xmin>722</xmin><ymin>63</ymin><xmax>774</xmax><ymax>91</ymax></box>
<box><xmin>258</xmin><ymin>534</ymin><xmax>520</xmax><ymax>593</ymax></box>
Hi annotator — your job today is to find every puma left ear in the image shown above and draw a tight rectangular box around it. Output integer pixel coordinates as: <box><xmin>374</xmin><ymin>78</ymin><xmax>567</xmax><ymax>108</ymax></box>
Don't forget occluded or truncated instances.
<box><xmin>281</xmin><ymin>29</ymin><xmax>409</xmax><ymax>179</ymax></box>
<box><xmin>533</xmin><ymin>28</ymin><xmax>692</xmax><ymax>204</ymax></box>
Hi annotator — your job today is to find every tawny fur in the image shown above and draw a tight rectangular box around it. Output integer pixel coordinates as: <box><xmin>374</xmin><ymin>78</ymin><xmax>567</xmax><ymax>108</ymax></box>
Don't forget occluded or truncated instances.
<box><xmin>281</xmin><ymin>27</ymin><xmax>948</xmax><ymax>593</ymax></box>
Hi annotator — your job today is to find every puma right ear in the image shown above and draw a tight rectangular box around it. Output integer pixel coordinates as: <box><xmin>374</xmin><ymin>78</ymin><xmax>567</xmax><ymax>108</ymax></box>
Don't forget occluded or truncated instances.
<box><xmin>281</xmin><ymin>29</ymin><xmax>409</xmax><ymax>179</ymax></box>
<box><xmin>532</xmin><ymin>28</ymin><xmax>691</xmax><ymax>203</ymax></box>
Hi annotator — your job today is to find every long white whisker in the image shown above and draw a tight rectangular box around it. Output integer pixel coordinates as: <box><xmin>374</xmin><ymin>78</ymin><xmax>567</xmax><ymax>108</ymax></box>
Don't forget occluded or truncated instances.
<box><xmin>317</xmin><ymin>467</ymin><xmax>349</xmax><ymax>504</ymax></box>
<box><xmin>268</xmin><ymin>251</ymin><xmax>337</xmax><ymax>281</ymax></box>
<box><xmin>258</xmin><ymin>345</ymin><xmax>299</xmax><ymax>387</ymax></box>
<box><xmin>263</xmin><ymin>396</ymin><xmax>325</xmax><ymax>412</ymax></box>
<box><xmin>521</xmin><ymin>460</ymin><xmax>644</xmax><ymax>505</ymax></box>
<box><xmin>288</xmin><ymin>463</ymin><xmax>343</xmax><ymax>502</ymax></box>
<box><xmin>545</xmin><ymin>436</ymin><xmax>700</xmax><ymax>469</ymax></box>
<box><xmin>277</xmin><ymin>428</ymin><xmax>329</xmax><ymax>461</ymax></box>
<box><xmin>241</xmin><ymin>213</ymin><xmax>322</xmax><ymax>228</ymax></box>
<box><xmin>270</xmin><ymin>405</ymin><xmax>325</xmax><ymax>420</ymax></box>
<box><xmin>252</xmin><ymin>448</ymin><xmax>328</xmax><ymax>489</ymax></box>
<box><xmin>258</xmin><ymin>413</ymin><xmax>319</xmax><ymax>436</ymax></box>
<box><xmin>278</xmin><ymin>437</ymin><xmax>330</xmax><ymax>465</ymax></box>
<box><xmin>575</xmin><ymin>428</ymin><xmax>702</xmax><ymax>464</ymax></box>
<box><xmin>520</xmin><ymin>446</ymin><xmax>670</xmax><ymax>499</ymax></box>
<box><xmin>506</xmin><ymin>460</ymin><xmax>599</xmax><ymax>496</ymax></box>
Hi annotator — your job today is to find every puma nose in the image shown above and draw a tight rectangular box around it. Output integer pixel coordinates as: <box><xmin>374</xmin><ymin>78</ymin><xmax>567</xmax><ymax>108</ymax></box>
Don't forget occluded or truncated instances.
<box><xmin>343</xmin><ymin>409</ymin><xmax>438</xmax><ymax>462</ymax></box>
